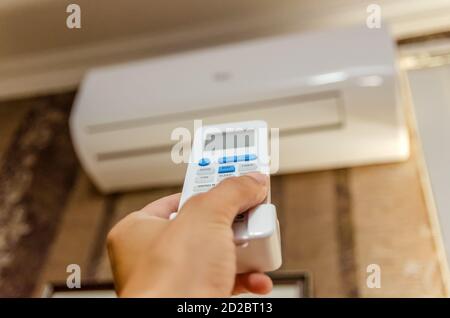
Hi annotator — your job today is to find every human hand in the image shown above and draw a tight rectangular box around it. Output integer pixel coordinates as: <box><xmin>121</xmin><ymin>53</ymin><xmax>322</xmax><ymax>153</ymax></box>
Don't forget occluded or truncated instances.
<box><xmin>107</xmin><ymin>173</ymin><xmax>273</xmax><ymax>297</ymax></box>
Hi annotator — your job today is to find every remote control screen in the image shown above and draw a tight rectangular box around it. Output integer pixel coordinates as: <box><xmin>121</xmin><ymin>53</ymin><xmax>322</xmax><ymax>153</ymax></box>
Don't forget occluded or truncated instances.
<box><xmin>204</xmin><ymin>130</ymin><xmax>255</xmax><ymax>151</ymax></box>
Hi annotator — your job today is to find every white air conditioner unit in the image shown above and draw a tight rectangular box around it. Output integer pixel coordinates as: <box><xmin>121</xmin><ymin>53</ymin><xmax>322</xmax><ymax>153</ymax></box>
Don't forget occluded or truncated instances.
<box><xmin>70</xmin><ymin>25</ymin><xmax>409</xmax><ymax>193</ymax></box>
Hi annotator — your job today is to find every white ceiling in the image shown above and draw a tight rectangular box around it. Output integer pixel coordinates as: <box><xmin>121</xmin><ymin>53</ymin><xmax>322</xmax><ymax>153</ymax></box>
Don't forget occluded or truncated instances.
<box><xmin>2</xmin><ymin>0</ymin><xmax>449</xmax><ymax>59</ymax></box>
<box><xmin>0</xmin><ymin>0</ymin><xmax>300</xmax><ymax>58</ymax></box>
<box><xmin>0</xmin><ymin>0</ymin><xmax>449</xmax><ymax>100</ymax></box>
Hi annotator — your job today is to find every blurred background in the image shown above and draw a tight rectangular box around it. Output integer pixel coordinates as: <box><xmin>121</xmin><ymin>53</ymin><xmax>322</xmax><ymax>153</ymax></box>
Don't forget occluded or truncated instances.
<box><xmin>0</xmin><ymin>0</ymin><xmax>450</xmax><ymax>297</ymax></box>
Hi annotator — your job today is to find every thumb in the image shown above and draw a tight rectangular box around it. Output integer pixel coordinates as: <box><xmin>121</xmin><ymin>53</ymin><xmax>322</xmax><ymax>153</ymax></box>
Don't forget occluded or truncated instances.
<box><xmin>179</xmin><ymin>173</ymin><xmax>268</xmax><ymax>226</ymax></box>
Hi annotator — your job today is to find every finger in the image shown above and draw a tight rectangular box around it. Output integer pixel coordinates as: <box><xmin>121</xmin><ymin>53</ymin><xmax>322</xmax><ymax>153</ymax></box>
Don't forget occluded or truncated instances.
<box><xmin>233</xmin><ymin>273</ymin><xmax>273</xmax><ymax>295</ymax></box>
<box><xmin>181</xmin><ymin>173</ymin><xmax>268</xmax><ymax>225</ymax></box>
<box><xmin>139</xmin><ymin>193</ymin><xmax>181</xmax><ymax>218</ymax></box>
<box><xmin>212</xmin><ymin>173</ymin><xmax>268</xmax><ymax>222</ymax></box>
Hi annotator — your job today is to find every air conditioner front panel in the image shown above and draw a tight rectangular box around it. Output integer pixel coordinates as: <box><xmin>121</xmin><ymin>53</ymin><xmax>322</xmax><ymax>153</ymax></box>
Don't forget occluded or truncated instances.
<box><xmin>74</xmin><ymin>26</ymin><xmax>396</xmax><ymax>127</ymax></box>
<box><xmin>70</xmin><ymin>26</ymin><xmax>409</xmax><ymax>193</ymax></box>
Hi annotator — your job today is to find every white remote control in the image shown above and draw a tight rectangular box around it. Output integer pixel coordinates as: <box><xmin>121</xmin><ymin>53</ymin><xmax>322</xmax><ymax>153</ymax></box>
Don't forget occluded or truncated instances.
<box><xmin>170</xmin><ymin>120</ymin><xmax>282</xmax><ymax>273</ymax></box>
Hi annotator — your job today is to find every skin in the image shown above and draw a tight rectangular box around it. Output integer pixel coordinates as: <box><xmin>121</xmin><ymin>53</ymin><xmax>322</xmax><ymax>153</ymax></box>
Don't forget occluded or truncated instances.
<box><xmin>107</xmin><ymin>173</ymin><xmax>273</xmax><ymax>297</ymax></box>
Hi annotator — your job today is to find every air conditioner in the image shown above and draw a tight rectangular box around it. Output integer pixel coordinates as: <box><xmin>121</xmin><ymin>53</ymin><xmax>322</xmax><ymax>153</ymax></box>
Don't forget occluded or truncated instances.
<box><xmin>70</xmin><ymin>25</ymin><xmax>409</xmax><ymax>193</ymax></box>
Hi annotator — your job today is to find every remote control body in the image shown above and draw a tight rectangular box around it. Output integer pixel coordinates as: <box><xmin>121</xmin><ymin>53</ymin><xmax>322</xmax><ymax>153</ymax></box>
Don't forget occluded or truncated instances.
<box><xmin>171</xmin><ymin>120</ymin><xmax>282</xmax><ymax>273</ymax></box>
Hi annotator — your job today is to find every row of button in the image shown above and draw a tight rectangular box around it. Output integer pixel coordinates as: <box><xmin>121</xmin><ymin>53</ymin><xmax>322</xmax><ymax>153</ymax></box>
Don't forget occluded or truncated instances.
<box><xmin>198</xmin><ymin>154</ymin><xmax>257</xmax><ymax>166</ymax></box>
<box><xmin>193</xmin><ymin>183</ymin><xmax>215</xmax><ymax>192</ymax></box>
<box><xmin>197</xmin><ymin>163</ymin><xmax>258</xmax><ymax>176</ymax></box>
<box><xmin>195</xmin><ymin>170</ymin><xmax>256</xmax><ymax>184</ymax></box>
<box><xmin>196</xmin><ymin>171</ymin><xmax>255</xmax><ymax>184</ymax></box>
<box><xmin>193</xmin><ymin>175</ymin><xmax>257</xmax><ymax>192</ymax></box>
<box><xmin>218</xmin><ymin>154</ymin><xmax>257</xmax><ymax>164</ymax></box>
<box><xmin>193</xmin><ymin>168</ymin><xmax>260</xmax><ymax>193</ymax></box>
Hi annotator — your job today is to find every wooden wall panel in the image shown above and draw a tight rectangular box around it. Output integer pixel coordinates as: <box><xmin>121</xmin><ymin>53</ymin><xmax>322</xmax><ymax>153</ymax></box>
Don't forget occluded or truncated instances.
<box><xmin>350</xmin><ymin>161</ymin><xmax>446</xmax><ymax>297</ymax></box>
<box><xmin>34</xmin><ymin>173</ymin><xmax>107</xmax><ymax>296</ymax></box>
<box><xmin>274</xmin><ymin>172</ymin><xmax>348</xmax><ymax>297</ymax></box>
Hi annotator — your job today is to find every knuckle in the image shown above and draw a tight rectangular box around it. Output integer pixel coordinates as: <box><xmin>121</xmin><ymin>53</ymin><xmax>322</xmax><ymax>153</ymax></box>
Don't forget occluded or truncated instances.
<box><xmin>242</xmin><ymin>175</ymin><xmax>265</xmax><ymax>195</ymax></box>
<box><xmin>216</xmin><ymin>175</ymin><xmax>264</xmax><ymax>203</ymax></box>
<box><xmin>219</xmin><ymin>176</ymin><xmax>238</xmax><ymax>188</ymax></box>
<box><xmin>221</xmin><ymin>176</ymin><xmax>245</xmax><ymax>192</ymax></box>
<box><xmin>233</xmin><ymin>175</ymin><xmax>259</xmax><ymax>195</ymax></box>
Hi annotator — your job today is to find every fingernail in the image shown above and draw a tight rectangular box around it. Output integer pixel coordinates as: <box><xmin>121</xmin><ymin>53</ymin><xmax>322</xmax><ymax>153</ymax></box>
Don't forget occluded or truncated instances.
<box><xmin>246</xmin><ymin>173</ymin><xmax>268</xmax><ymax>186</ymax></box>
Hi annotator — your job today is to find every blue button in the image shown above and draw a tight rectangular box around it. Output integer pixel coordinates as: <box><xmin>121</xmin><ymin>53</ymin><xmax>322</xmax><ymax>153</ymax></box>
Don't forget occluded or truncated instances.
<box><xmin>218</xmin><ymin>165</ymin><xmax>235</xmax><ymax>173</ymax></box>
<box><xmin>244</xmin><ymin>154</ymin><xmax>257</xmax><ymax>161</ymax></box>
<box><xmin>218</xmin><ymin>156</ymin><xmax>236</xmax><ymax>164</ymax></box>
<box><xmin>219</xmin><ymin>154</ymin><xmax>257</xmax><ymax>164</ymax></box>
<box><xmin>236</xmin><ymin>154</ymin><xmax>257</xmax><ymax>162</ymax></box>
<box><xmin>198</xmin><ymin>158</ymin><xmax>210</xmax><ymax>166</ymax></box>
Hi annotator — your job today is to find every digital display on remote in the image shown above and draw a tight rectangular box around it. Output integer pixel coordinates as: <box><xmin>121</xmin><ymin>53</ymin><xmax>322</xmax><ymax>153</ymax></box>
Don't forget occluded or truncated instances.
<box><xmin>204</xmin><ymin>130</ymin><xmax>254</xmax><ymax>151</ymax></box>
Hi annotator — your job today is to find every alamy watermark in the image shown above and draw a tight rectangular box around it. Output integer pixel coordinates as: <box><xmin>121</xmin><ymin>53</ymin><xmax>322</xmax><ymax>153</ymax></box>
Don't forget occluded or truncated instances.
<box><xmin>66</xmin><ymin>264</ymin><xmax>81</xmax><ymax>289</ymax></box>
<box><xmin>366</xmin><ymin>4</ymin><xmax>381</xmax><ymax>29</ymax></box>
<box><xmin>366</xmin><ymin>264</ymin><xmax>381</xmax><ymax>289</ymax></box>
<box><xmin>66</xmin><ymin>4</ymin><xmax>81</xmax><ymax>29</ymax></box>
